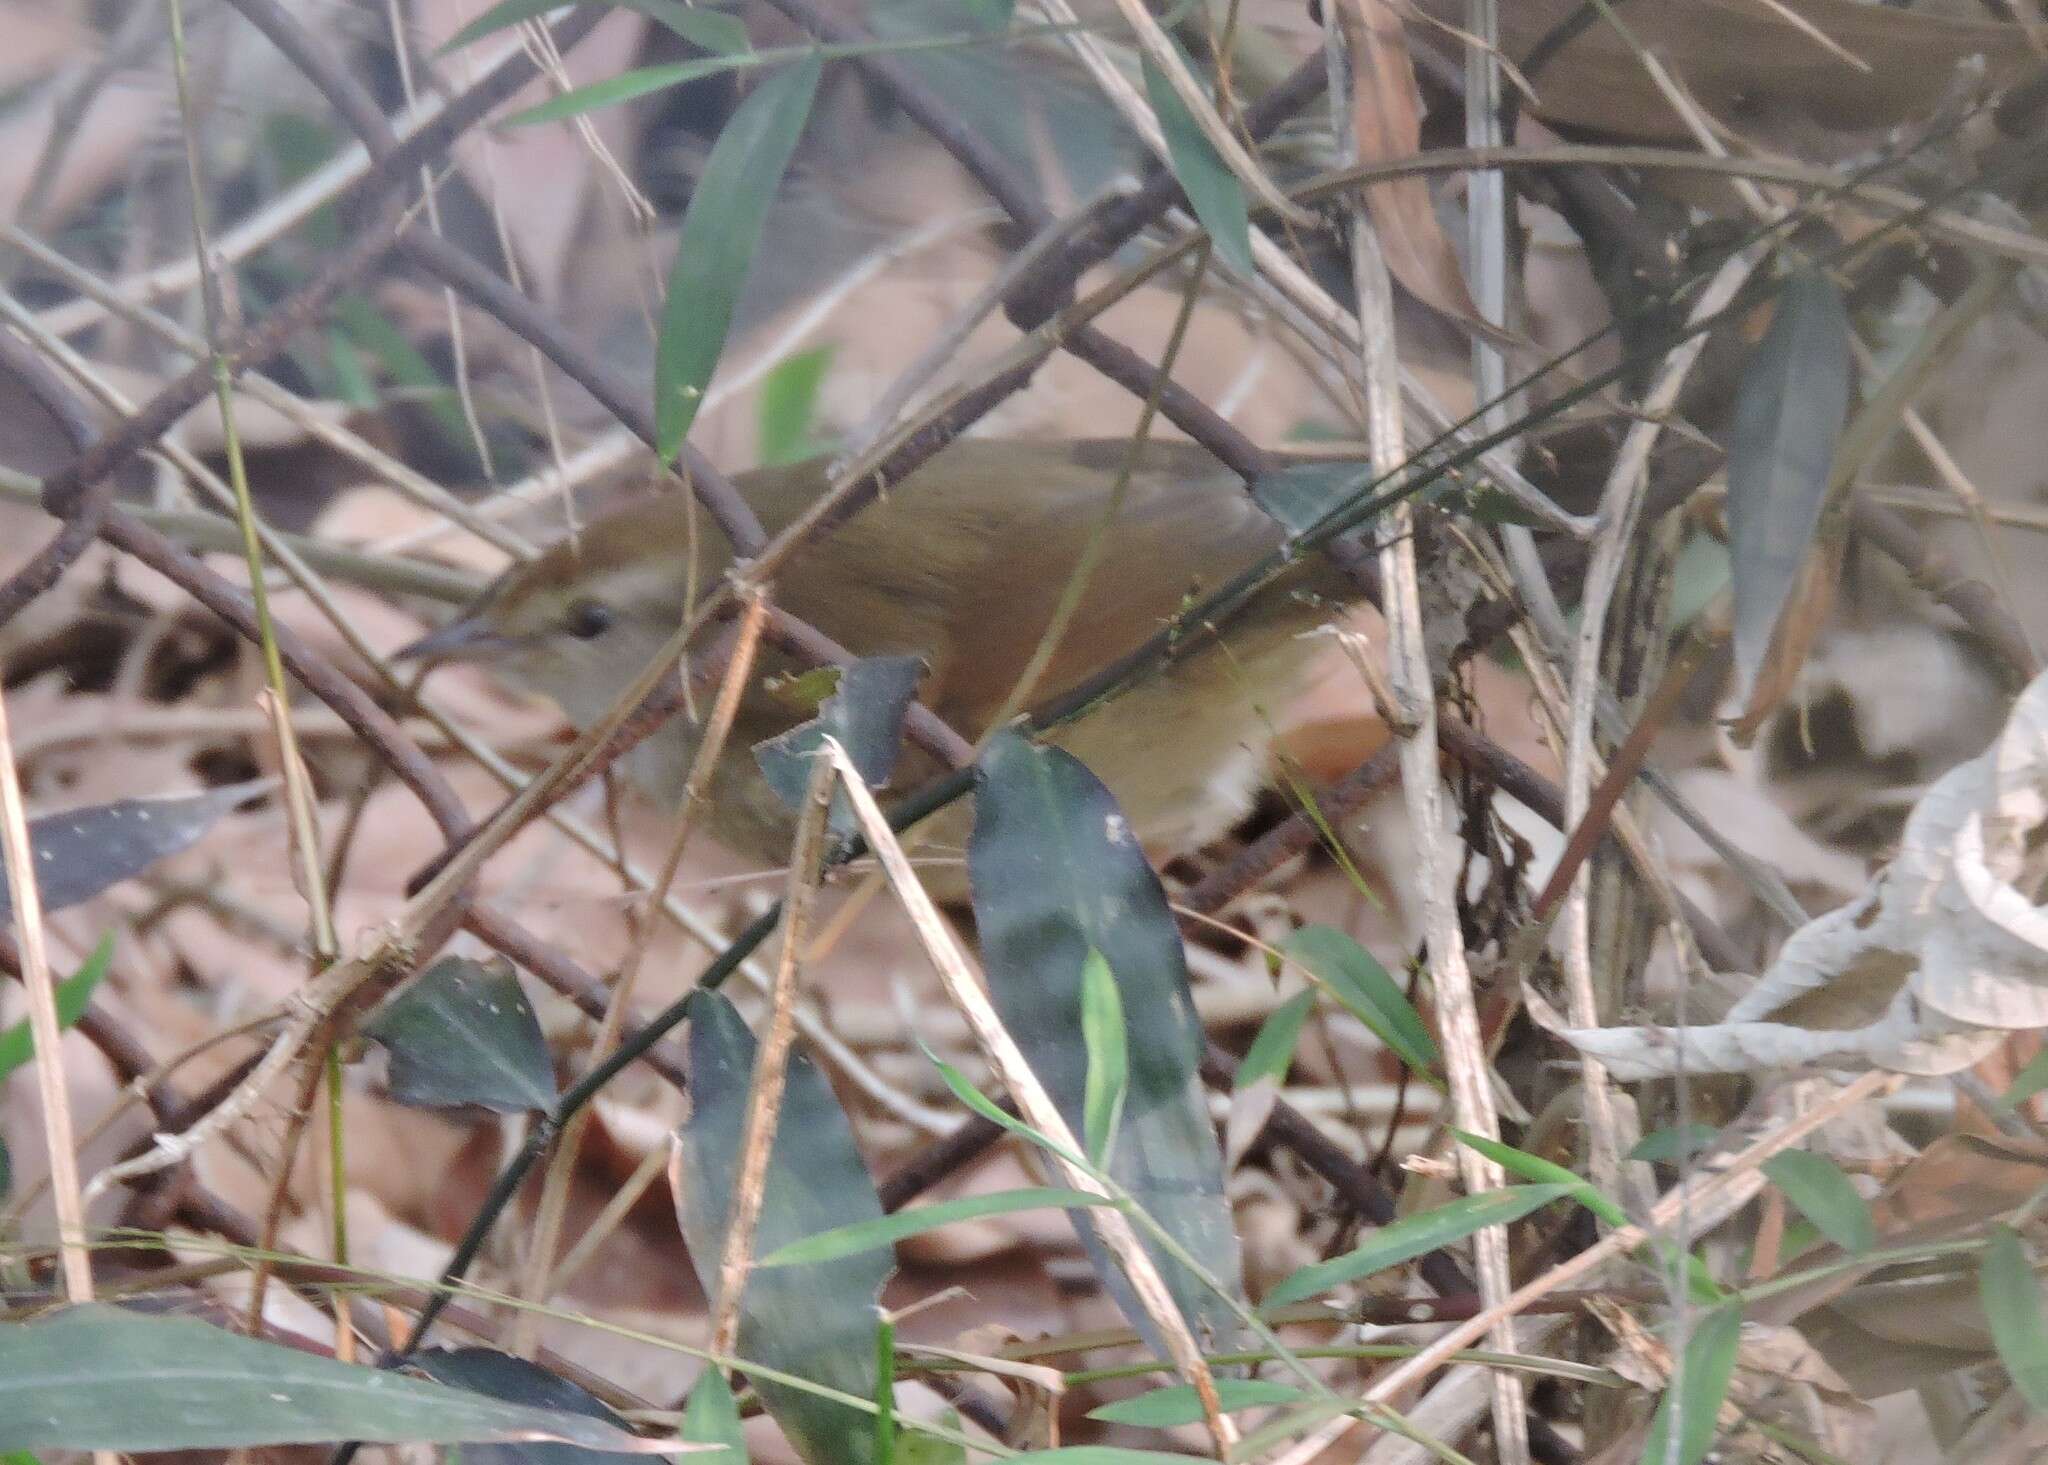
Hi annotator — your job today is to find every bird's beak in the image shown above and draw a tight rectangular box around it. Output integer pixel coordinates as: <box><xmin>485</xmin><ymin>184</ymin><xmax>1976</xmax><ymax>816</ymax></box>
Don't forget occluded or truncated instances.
<box><xmin>392</xmin><ymin>615</ymin><xmax>519</xmax><ymax>663</ymax></box>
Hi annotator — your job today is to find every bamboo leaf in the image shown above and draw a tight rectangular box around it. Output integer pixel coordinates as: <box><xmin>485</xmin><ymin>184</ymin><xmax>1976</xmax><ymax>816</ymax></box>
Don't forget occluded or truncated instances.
<box><xmin>1726</xmin><ymin>270</ymin><xmax>1851</xmax><ymax>701</ymax></box>
<box><xmin>1265</xmin><ymin>1185</ymin><xmax>1572</xmax><ymax>1306</ymax></box>
<box><xmin>1638</xmin><ymin>1304</ymin><xmax>1742</xmax><ymax>1465</ymax></box>
<box><xmin>1139</xmin><ymin>51</ymin><xmax>1251</xmax><ymax>278</ymax></box>
<box><xmin>364</xmin><ymin>956</ymin><xmax>555</xmax><ymax>1114</ymax></box>
<box><xmin>1762</xmin><ymin>1151</ymin><xmax>1874</xmax><ymax>1253</ymax></box>
<box><xmin>0</xmin><ymin>1307</ymin><xmax>666</xmax><ymax>1452</ymax></box>
<box><xmin>1983</xmin><ymin>1225</ymin><xmax>2048</xmax><ymax>1411</ymax></box>
<box><xmin>679</xmin><ymin>1369</ymin><xmax>746</xmax><ymax>1463</ymax></box>
<box><xmin>1079</xmin><ymin>948</ymin><xmax>1129</xmax><ymax>1166</ymax></box>
<box><xmin>673</xmin><ymin>993</ymin><xmax>887</xmax><ymax>1465</ymax></box>
<box><xmin>655</xmin><ymin>57</ymin><xmax>821</xmax><ymax>456</ymax></box>
<box><xmin>1087</xmin><ymin>1378</ymin><xmax>1308</xmax><ymax>1427</ymax></box>
<box><xmin>969</xmin><ymin>732</ymin><xmax>1242</xmax><ymax>1352</ymax></box>
<box><xmin>1283</xmin><ymin>925</ymin><xmax>1436</xmax><ymax>1075</ymax></box>
<box><xmin>1235</xmin><ymin>988</ymin><xmax>1314</xmax><ymax>1090</ymax></box>
<box><xmin>757</xmin><ymin>1188</ymin><xmax>1114</xmax><ymax>1267</ymax></box>
<box><xmin>0</xmin><ymin>935</ymin><xmax>113</xmax><ymax>1081</ymax></box>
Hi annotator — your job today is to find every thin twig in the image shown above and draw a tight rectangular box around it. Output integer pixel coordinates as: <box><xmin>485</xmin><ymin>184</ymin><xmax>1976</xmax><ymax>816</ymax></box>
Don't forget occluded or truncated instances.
<box><xmin>706</xmin><ymin>748</ymin><xmax>836</xmax><ymax>1357</ymax></box>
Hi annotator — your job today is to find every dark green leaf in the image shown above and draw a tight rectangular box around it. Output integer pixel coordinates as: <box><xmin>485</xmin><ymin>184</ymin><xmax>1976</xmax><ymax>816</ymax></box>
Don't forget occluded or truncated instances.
<box><xmin>655</xmin><ymin>57</ymin><xmax>822</xmax><ymax>456</ymax></box>
<box><xmin>441</xmin><ymin>0</ymin><xmax>752</xmax><ymax>56</ymax></box>
<box><xmin>1726</xmin><ymin>270</ymin><xmax>1851</xmax><ymax>700</ymax></box>
<box><xmin>1079</xmin><ymin>948</ymin><xmax>1129</xmax><ymax>1165</ymax></box>
<box><xmin>674</xmin><ymin>992</ymin><xmax>887</xmax><ymax>1465</ymax></box>
<box><xmin>1627</xmin><ymin>1124</ymin><xmax>1718</xmax><ymax>1166</ymax></box>
<box><xmin>1249</xmin><ymin>461</ymin><xmax>1372</xmax><ymax>539</ymax></box>
<box><xmin>1235</xmin><ymin>988</ymin><xmax>1314</xmax><ymax>1090</ymax></box>
<box><xmin>756</xmin><ymin>1188</ymin><xmax>1113</xmax><ymax>1267</ymax></box>
<box><xmin>0</xmin><ymin>1306</ymin><xmax>657</xmax><ymax>1451</ymax></box>
<box><xmin>3</xmin><ymin>785</ymin><xmax>252</xmax><ymax>924</ymax></box>
<box><xmin>0</xmin><ymin>935</ymin><xmax>113</xmax><ymax>1081</ymax></box>
<box><xmin>1983</xmin><ymin>1225</ymin><xmax>2048</xmax><ymax>1411</ymax></box>
<box><xmin>679</xmin><ymin>1370</ymin><xmax>746</xmax><ymax>1464</ymax></box>
<box><xmin>969</xmin><ymin>731</ymin><xmax>1242</xmax><ymax>1352</ymax></box>
<box><xmin>1140</xmin><ymin>52</ymin><xmax>1251</xmax><ymax>279</ymax></box>
<box><xmin>755</xmin><ymin>655</ymin><xmax>923</xmax><ymax>834</ymax></box>
<box><xmin>1088</xmin><ymin>1378</ymin><xmax>1308</xmax><ymax>1427</ymax></box>
<box><xmin>410</xmin><ymin>1349</ymin><xmax>628</xmax><ymax>1465</ymax></box>
<box><xmin>1264</xmin><ymin>1185</ymin><xmax>1572</xmax><ymax>1306</ymax></box>
<box><xmin>638</xmin><ymin>1</ymin><xmax>751</xmax><ymax>53</ymax></box>
<box><xmin>757</xmin><ymin>346</ymin><xmax>835</xmax><ymax>465</ymax></box>
<box><xmin>508</xmin><ymin>59</ymin><xmax>756</xmax><ymax>127</ymax></box>
<box><xmin>1638</xmin><ymin>1304</ymin><xmax>1742</xmax><ymax>1465</ymax></box>
<box><xmin>364</xmin><ymin>957</ymin><xmax>555</xmax><ymax>1113</ymax></box>
<box><xmin>1283</xmin><ymin>926</ymin><xmax>1436</xmax><ymax>1074</ymax></box>
<box><xmin>1762</xmin><ymin>1151</ymin><xmax>1874</xmax><ymax>1253</ymax></box>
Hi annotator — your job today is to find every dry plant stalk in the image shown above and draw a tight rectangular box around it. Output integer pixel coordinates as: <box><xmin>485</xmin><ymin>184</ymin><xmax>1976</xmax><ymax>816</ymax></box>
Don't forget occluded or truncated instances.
<box><xmin>1335</xmin><ymin>12</ymin><xmax>1526</xmax><ymax>1458</ymax></box>
<box><xmin>818</xmin><ymin>737</ymin><xmax>1239</xmax><ymax>1455</ymax></box>
<box><xmin>0</xmin><ymin>680</ymin><xmax>95</xmax><ymax>1302</ymax></box>
<box><xmin>706</xmin><ymin>749</ymin><xmax>836</xmax><ymax>1358</ymax></box>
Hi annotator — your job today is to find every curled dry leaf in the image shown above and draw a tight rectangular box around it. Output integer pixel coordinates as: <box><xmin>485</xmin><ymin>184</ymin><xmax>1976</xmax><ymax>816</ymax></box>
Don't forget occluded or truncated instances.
<box><xmin>1333</xmin><ymin>0</ymin><xmax>1497</xmax><ymax>338</ymax></box>
<box><xmin>1554</xmin><ymin>668</ymin><xmax>2048</xmax><ymax>1077</ymax></box>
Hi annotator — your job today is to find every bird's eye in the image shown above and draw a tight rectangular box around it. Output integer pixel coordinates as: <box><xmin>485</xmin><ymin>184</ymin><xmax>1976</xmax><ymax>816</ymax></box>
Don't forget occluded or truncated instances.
<box><xmin>564</xmin><ymin>598</ymin><xmax>616</xmax><ymax>640</ymax></box>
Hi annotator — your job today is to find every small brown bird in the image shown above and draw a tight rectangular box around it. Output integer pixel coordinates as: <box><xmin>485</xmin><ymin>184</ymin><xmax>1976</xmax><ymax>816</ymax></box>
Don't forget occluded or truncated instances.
<box><xmin>403</xmin><ymin>437</ymin><xmax>1352</xmax><ymax>886</ymax></box>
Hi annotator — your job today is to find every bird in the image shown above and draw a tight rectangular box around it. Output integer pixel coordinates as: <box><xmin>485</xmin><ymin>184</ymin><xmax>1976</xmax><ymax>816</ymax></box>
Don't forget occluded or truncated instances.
<box><xmin>400</xmin><ymin>436</ymin><xmax>1355</xmax><ymax>891</ymax></box>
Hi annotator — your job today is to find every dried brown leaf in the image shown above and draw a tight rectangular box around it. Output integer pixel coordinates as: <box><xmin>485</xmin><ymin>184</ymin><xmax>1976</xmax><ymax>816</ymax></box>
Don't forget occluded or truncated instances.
<box><xmin>1335</xmin><ymin>0</ymin><xmax>1499</xmax><ymax>337</ymax></box>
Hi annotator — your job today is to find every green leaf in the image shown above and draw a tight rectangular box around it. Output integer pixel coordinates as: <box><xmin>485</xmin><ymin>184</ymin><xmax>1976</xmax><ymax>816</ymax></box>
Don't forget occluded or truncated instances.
<box><xmin>1004</xmin><ymin>1451</ymin><xmax>1201</xmax><ymax>1463</ymax></box>
<box><xmin>441</xmin><ymin>0</ymin><xmax>752</xmax><ymax>56</ymax></box>
<box><xmin>364</xmin><ymin>957</ymin><xmax>556</xmax><ymax>1114</ymax></box>
<box><xmin>1139</xmin><ymin>51</ymin><xmax>1251</xmax><ymax>279</ymax></box>
<box><xmin>1452</xmin><ymin>1130</ymin><xmax>1626</xmax><ymax>1226</ymax></box>
<box><xmin>1725</xmin><ymin>270</ymin><xmax>1851</xmax><ymax>701</ymax></box>
<box><xmin>2</xmin><ymin>785</ymin><xmax>251</xmax><ymax>924</ymax></box>
<box><xmin>2003</xmin><ymin>1047</ymin><xmax>2048</xmax><ymax>1110</ymax></box>
<box><xmin>330</xmin><ymin>294</ymin><xmax>474</xmax><ymax>456</ymax></box>
<box><xmin>0</xmin><ymin>1305</ymin><xmax>658</xmax><ymax>1451</ymax></box>
<box><xmin>1236</xmin><ymin>988</ymin><xmax>1314</xmax><ymax>1090</ymax></box>
<box><xmin>1983</xmin><ymin>1225</ymin><xmax>2048</xmax><ymax>1411</ymax></box>
<box><xmin>1248</xmin><ymin>461</ymin><xmax>1374</xmax><ymax>539</ymax></box>
<box><xmin>757</xmin><ymin>1188</ymin><xmax>1114</xmax><ymax>1267</ymax></box>
<box><xmin>1627</xmin><ymin>1124</ymin><xmax>1718</xmax><ymax>1165</ymax></box>
<box><xmin>655</xmin><ymin>57</ymin><xmax>822</xmax><ymax>456</ymax></box>
<box><xmin>0</xmin><ymin>935</ymin><xmax>113</xmax><ymax>1082</ymax></box>
<box><xmin>1638</xmin><ymin>1304</ymin><xmax>1742</xmax><ymax>1465</ymax></box>
<box><xmin>409</xmin><ymin>1349</ymin><xmax>631</xmax><ymax>1465</ymax></box>
<box><xmin>873</xmin><ymin>1315</ymin><xmax>896</xmax><ymax>1465</ymax></box>
<box><xmin>1088</xmin><ymin>1378</ymin><xmax>1308</xmax><ymax>1427</ymax></box>
<box><xmin>755</xmin><ymin>655</ymin><xmax>923</xmax><ymax>837</ymax></box>
<box><xmin>1079</xmin><ymin>948</ymin><xmax>1129</xmax><ymax>1166</ymax></box>
<box><xmin>1762</xmin><ymin>1151</ymin><xmax>1874</xmax><ymax>1253</ymax></box>
<box><xmin>679</xmin><ymin>1369</ymin><xmax>747</xmax><ymax>1464</ymax></box>
<box><xmin>897</xmin><ymin>1410</ymin><xmax>965</xmax><ymax>1465</ymax></box>
<box><xmin>674</xmin><ymin>992</ymin><xmax>887</xmax><ymax>1465</ymax></box>
<box><xmin>1265</xmin><ymin>1185</ymin><xmax>1572</xmax><ymax>1306</ymax></box>
<box><xmin>1283</xmin><ymin>926</ymin><xmax>1436</xmax><ymax>1075</ymax></box>
<box><xmin>757</xmin><ymin>346</ymin><xmax>835</xmax><ymax>465</ymax></box>
<box><xmin>922</xmin><ymin>1046</ymin><xmax>1085</xmax><ymax>1170</ymax></box>
<box><xmin>507</xmin><ymin>59</ymin><xmax>756</xmax><ymax>127</ymax></box>
<box><xmin>969</xmin><ymin>731</ymin><xmax>1242</xmax><ymax>1353</ymax></box>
